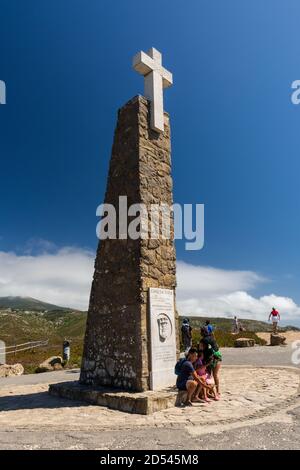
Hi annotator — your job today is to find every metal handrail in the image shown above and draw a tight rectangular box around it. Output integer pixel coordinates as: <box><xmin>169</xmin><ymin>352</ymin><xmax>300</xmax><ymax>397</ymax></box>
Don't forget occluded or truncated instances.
<box><xmin>0</xmin><ymin>339</ymin><xmax>49</xmax><ymax>353</ymax></box>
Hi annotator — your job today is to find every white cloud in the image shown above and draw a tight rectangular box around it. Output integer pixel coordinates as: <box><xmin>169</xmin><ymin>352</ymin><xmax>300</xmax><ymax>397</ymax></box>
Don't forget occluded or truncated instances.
<box><xmin>177</xmin><ymin>261</ymin><xmax>266</xmax><ymax>297</ymax></box>
<box><xmin>0</xmin><ymin>246</ymin><xmax>299</xmax><ymax>325</ymax></box>
<box><xmin>0</xmin><ymin>247</ymin><xmax>94</xmax><ymax>310</ymax></box>
<box><xmin>177</xmin><ymin>261</ymin><xmax>300</xmax><ymax>325</ymax></box>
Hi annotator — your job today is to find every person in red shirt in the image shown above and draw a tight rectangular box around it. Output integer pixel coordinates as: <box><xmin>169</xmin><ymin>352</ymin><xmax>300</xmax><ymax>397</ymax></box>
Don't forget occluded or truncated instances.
<box><xmin>268</xmin><ymin>307</ymin><xmax>281</xmax><ymax>333</ymax></box>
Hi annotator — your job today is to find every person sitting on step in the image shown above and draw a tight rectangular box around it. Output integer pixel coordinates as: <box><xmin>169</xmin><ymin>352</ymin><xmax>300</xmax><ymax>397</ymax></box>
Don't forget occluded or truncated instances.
<box><xmin>175</xmin><ymin>348</ymin><xmax>204</xmax><ymax>406</ymax></box>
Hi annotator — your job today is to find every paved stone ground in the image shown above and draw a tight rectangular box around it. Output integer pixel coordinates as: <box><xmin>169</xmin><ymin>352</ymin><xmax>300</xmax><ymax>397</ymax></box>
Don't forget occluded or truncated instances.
<box><xmin>222</xmin><ymin>343</ymin><xmax>298</xmax><ymax>367</ymax></box>
<box><xmin>0</xmin><ymin>346</ymin><xmax>300</xmax><ymax>450</ymax></box>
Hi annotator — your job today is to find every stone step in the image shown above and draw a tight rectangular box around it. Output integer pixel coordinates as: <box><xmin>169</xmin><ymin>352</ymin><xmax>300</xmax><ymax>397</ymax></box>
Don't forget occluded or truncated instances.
<box><xmin>49</xmin><ymin>381</ymin><xmax>183</xmax><ymax>415</ymax></box>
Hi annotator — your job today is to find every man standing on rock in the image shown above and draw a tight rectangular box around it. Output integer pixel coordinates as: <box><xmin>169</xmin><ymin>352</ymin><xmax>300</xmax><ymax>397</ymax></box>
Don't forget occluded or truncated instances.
<box><xmin>268</xmin><ymin>307</ymin><xmax>280</xmax><ymax>333</ymax></box>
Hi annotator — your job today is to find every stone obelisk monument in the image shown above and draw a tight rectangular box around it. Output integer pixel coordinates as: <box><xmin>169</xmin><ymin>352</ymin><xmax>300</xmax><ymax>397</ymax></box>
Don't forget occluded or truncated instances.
<box><xmin>80</xmin><ymin>48</ymin><xmax>178</xmax><ymax>392</ymax></box>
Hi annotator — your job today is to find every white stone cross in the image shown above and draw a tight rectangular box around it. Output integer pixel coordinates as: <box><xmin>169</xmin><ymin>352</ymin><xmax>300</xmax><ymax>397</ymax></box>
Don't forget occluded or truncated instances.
<box><xmin>133</xmin><ymin>48</ymin><xmax>173</xmax><ymax>133</ymax></box>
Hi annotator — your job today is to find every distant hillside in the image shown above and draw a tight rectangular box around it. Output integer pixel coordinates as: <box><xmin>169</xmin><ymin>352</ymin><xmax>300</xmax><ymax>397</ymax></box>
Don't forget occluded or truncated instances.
<box><xmin>1</xmin><ymin>303</ymin><xmax>298</xmax><ymax>345</ymax></box>
<box><xmin>0</xmin><ymin>296</ymin><xmax>72</xmax><ymax>312</ymax></box>
<box><xmin>0</xmin><ymin>308</ymin><xmax>87</xmax><ymax>373</ymax></box>
<box><xmin>180</xmin><ymin>315</ymin><xmax>300</xmax><ymax>333</ymax></box>
<box><xmin>0</xmin><ymin>309</ymin><xmax>87</xmax><ymax>345</ymax></box>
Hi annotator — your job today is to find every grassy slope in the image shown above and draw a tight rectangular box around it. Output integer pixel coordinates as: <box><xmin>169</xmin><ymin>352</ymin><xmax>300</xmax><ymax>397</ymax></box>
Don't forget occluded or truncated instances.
<box><xmin>0</xmin><ymin>309</ymin><xmax>87</xmax><ymax>373</ymax></box>
<box><xmin>0</xmin><ymin>310</ymin><xmax>87</xmax><ymax>345</ymax></box>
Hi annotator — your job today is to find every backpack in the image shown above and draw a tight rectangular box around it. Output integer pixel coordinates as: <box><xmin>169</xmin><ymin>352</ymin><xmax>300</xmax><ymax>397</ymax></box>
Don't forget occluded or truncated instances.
<box><xmin>174</xmin><ymin>358</ymin><xmax>187</xmax><ymax>375</ymax></box>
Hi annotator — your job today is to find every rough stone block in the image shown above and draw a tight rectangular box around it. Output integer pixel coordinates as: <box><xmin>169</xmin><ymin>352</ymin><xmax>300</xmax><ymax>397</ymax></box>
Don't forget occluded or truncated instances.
<box><xmin>234</xmin><ymin>338</ymin><xmax>255</xmax><ymax>348</ymax></box>
<box><xmin>270</xmin><ymin>334</ymin><xmax>286</xmax><ymax>346</ymax></box>
<box><xmin>0</xmin><ymin>363</ymin><xmax>24</xmax><ymax>378</ymax></box>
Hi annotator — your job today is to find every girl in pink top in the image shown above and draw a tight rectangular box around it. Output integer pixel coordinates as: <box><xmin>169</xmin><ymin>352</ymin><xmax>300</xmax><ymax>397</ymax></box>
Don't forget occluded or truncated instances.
<box><xmin>194</xmin><ymin>352</ymin><xmax>219</xmax><ymax>402</ymax></box>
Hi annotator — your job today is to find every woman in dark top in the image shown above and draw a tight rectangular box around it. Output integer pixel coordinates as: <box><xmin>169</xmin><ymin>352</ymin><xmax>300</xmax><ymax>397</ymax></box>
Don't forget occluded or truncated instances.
<box><xmin>199</xmin><ymin>327</ymin><xmax>222</xmax><ymax>398</ymax></box>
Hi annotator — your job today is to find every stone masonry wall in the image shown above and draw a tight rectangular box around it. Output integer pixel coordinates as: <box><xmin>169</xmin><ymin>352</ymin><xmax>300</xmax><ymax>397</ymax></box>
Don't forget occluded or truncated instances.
<box><xmin>80</xmin><ymin>95</ymin><xmax>178</xmax><ymax>392</ymax></box>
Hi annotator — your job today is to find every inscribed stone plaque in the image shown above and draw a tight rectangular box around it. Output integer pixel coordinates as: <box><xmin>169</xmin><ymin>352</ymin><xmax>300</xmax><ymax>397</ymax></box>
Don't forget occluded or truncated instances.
<box><xmin>149</xmin><ymin>287</ymin><xmax>177</xmax><ymax>390</ymax></box>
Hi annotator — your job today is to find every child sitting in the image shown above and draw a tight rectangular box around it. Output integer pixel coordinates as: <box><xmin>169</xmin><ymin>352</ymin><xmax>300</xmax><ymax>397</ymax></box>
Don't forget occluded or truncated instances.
<box><xmin>194</xmin><ymin>351</ymin><xmax>219</xmax><ymax>402</ymax></box>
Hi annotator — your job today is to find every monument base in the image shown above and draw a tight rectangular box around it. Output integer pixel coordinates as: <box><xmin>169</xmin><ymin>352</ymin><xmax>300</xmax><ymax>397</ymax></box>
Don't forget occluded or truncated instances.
<box><xmin>49</xmin><ymin>381</ymin><xmax>180</xmax><ymax>415</ymax></box>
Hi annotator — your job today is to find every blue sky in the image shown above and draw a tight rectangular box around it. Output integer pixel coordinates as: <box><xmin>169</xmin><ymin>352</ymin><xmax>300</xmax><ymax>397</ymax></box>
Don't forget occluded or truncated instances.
<box><xmin>0</xmin><ymin>1</ymin><xmax>300</xmax><ymax>324</ymax></box>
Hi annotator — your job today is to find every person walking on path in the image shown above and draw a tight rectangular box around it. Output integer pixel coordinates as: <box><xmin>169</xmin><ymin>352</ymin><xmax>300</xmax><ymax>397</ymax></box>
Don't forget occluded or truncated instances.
<box><xmin>268</xmin><ymin>307</ymin><xmax>280</xmax><ymax>333</ymax></box>
<box><xmin>181</xmin><ymin>318</ymin><xmax>193</xmax><ymax>354</ymax></box>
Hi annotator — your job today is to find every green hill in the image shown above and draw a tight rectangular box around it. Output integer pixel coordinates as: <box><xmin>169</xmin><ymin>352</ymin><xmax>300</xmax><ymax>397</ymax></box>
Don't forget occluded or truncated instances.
<box><xmin>0</xmin><ymin>308</ymin><xmax>87</xmax><ymax>373</ymax></box>
<box><xmin>0</xmin><ymin>309</ymin><xmax>87</xmax><ymax>345</ymax></box>
<box><xmin>0</xmin><ymin>296</ymin><xmax>71</xmax><ymax>311</ymax></box>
